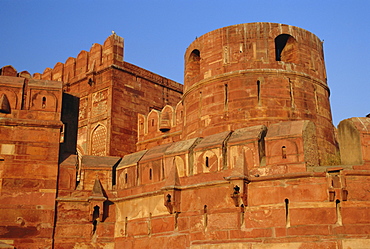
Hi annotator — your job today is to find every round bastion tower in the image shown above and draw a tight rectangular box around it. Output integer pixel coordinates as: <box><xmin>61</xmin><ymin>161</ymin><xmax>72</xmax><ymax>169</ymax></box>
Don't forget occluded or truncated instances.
<box><xmin>183</xmin><ymin>22</ymin><xmax>338</xmax><ymax>165</ymax></box>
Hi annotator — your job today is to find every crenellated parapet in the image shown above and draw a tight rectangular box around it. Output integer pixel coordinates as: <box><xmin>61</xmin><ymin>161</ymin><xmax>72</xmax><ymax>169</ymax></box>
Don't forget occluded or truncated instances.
<box><xmin>30</xmin><ymin>34</ymin><xmax>123</xmax><ymax>83</ymax></box>
<box><xmin>0</xmin><ymin>65</ymin><xmax>32</xmax><ymax>79</ymax></box>
<box><xmin>27</xmin><ymin>34</ymin><xmax>182</xmax><ymax>94</ymax></box>
<box><xmin>8</xmin><ymin>33</ymin><xmax>183</xmax><ymax>159</ymax></box>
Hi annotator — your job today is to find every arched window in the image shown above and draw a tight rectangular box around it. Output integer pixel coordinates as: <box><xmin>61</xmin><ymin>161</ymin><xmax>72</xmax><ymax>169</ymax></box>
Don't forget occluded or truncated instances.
<box><xmin>187</xmin><ymin>49</ymin><xmax>201</xmax><ymax>79</ymax></box>
<box><xmin>190</xmin><ymin>49</ymin><xmax>200</xmax><ymax>62</ymax></box>
<box><xmin>282</xmin><ymin>146</ymin><xmax>287</xmax><ymax>159</ymax></box>
<box><xmin>0</xmin><ymin>94</ymin><xmax>11</xmax><ymax>114</ymax></box>
<box><xmin>275</xmin><ymin>34</ymin><xmax>298</xmax><ymax>63</ymax></box>
<box><xmin>42</xmin><ymin>96</ymin><xmax>46</xmax><ymax>109</ymax></box>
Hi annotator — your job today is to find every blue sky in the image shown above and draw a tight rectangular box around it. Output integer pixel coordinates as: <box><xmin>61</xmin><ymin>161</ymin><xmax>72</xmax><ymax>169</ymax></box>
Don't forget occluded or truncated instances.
<box><xmin>1</xmin><ymin>0</ymin><xmax>369</xmax><ymax>126</ymax></box>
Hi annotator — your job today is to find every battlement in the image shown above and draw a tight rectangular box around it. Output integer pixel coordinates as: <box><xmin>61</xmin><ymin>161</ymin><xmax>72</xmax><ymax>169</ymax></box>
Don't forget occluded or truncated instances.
<box><xmin>30</xmin><ymin>34</ymin><xmax>124</xmax><ymax>83</ymax></box>
<box><xmin>0</xmin><ymin>35</ymin><xmax>183</xmax><ymax>160</ymax></box>
<box><xmin>26</xmin><ymin>34</ymin><xmax>182</xmax><ymax>93</ymax></box>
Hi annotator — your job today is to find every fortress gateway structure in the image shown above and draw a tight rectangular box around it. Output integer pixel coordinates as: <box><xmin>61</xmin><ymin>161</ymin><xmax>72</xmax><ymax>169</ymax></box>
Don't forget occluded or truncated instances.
<box><xmin>1</xmin><ymin>22</ymin><xmax>370</xmax><ymax>249</ymax></box>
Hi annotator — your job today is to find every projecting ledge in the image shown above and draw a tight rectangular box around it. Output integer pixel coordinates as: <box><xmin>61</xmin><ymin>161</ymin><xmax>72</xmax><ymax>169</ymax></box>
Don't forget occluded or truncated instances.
<box><xmin>111</xmin><ymin>180</ymin><xmax>229</xmax><ymax>202</ymax></box>
<box><xmin>0</xmin><ymin>117</ymin><xmax>63</xmax><ymax>128</ymax></box>
<box><xmin>56</xmin><ymin>197</ymin><xmax>90</xmax><ymax>202</ymax></box>
<box><xmin>248</xmin><ymin>171</ymin><xmax>326</xmax><ymax>182</ymax></box>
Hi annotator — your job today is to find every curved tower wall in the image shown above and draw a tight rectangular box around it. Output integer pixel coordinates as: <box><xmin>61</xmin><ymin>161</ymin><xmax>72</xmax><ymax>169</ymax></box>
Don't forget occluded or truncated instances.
<box><xmin>183</xmin><ymin>22</ymin><xmax>337</xmax><ymax>165</ymax></box>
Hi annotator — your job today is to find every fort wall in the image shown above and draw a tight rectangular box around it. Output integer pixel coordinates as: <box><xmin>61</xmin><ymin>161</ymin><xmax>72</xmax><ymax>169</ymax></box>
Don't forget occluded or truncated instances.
<box><xmin>182</xmin><ymin>22</ymin><xmax>336</xmax><ymax>166</ymax></box>
<box><xmin>31</xmin><ymin>34</ymin><xmax>183</xmax><ymax>158</ymax></box>
<box><xmin>112</xmin><ymin>122</ymin><xmax>370</xmax><ymax>248</ymax></box>
<box><xmin>1</xmin><ymin>22</ymin><xmax>370</xmax><ymax>249</ymax></box>
<box><xmin>0</xmin><ymin>74</ymin><xmax>63</xmax><ymax>248</ymax></box>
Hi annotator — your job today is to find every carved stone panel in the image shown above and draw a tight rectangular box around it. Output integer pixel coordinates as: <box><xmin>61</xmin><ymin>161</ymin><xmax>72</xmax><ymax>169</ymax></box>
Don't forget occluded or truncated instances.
<box><xmin>92</xmin><ymin>88</ymin><xmax>109</xmax><ymax>117</ymax></box>
<box><xmin>79</xmin><ymin>97</ymin><xmax>88</xmax><ymax>120</ymax></box>
<box><xmin>91</xmin><ymin>124</ymin><xmax>107</xmax><ymax>156</ymax></box>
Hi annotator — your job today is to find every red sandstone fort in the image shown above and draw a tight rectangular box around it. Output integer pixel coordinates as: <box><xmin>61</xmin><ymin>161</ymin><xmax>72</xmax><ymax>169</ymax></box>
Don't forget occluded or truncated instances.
<box><xmin>0</xmin><ymin>22</ymin><xmax>370</xmax><ymax>249</ymax></box>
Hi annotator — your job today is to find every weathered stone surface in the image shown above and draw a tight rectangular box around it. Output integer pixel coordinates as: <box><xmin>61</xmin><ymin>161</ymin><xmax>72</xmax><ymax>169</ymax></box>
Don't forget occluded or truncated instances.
<box><xmin>1</xmin><ymin>22</ymin><xmax>370</xmax><ymax>249</ymax></box>
<box><xmin>0</xmin><ymin>75</ymin><xmax>62</xmax><ymax>248</ymax></box>
<box><xmin>338</xmin><ymin>117</ymin><xmax>370</xmax><ymax>165</ymax></box>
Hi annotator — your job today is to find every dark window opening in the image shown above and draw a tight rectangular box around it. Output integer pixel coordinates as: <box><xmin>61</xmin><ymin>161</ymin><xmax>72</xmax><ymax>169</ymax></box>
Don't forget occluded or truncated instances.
<box><xmin>275</xmin><ymin>34</ymin><xmax>290</xmax><ymax>61</ymax></box>
<box><xmin>203</xmin><ymin>205</ymin><xmax>208</xmax><ymax>228</ymax></box>
<box><xmin>190</xmin><ymin>49</ymin><xmax>200</xmax><ymax>61</ymax></box>
<box><xmin>112</xmin><ymin>158</ymin><xmax>121</xmax><ymax>187</ymax></box>
<box><xmin>166</xmin><ymin>194</ymin><xmax>171</xmax><ymax>203</ymax></box>
<box><xmin>275</xmin><ymin>34</ymin><xmax>297</xmax><ymax>63</ymax></box>
<box><xmin>124</xmin><ymin>217</ymin><xmax>128</xmax><ymax>237</ymax></box>
<box><xmin>336</xmin><ymin>199</ymin><xmax>342</xmax><ymax>225</ymax></box>
<box><xmin>149</xmin><ymin>168</ymin><xmax>152</xmax><ymax>180</ymax></box>
<box><xmin>42</xmin><ymin>96</ymin><xmax>46</xmax><ymax>109</ymax></box>
<box><xmin>188</xmin><ymin>49</ymin><xmax>201</xmax><ymax>80</ymax></box>
<box><xmin>205</xmin><ymin>157</ymin><xmax>209</xmax><ymax>167</ymax></box>
<box><xmin>125</xmin><ymin>173</ymin><xmax>128</xmax><ymax>184</ymax></box>
<box><xmin>92</xmin><ymin>205</ymin><xmax>100</xmax><ymax>234</ymax></box>
<box><xmin>0</xmin><ymin>94</ymin><xmax>11</xmax><ymax>114</ymax></box>
<box><xmin>282</xmin><ymin>146</ymin><xmax>287</xmax><ymax>159</ymax></box>
<box><xmin>93</xmin><ymin>205</ymin><xmax>100</xmax><ymax>221</ymax></box>
<box><xmin>285</xmin><ymin>199</ymin><xmax>290</xmax><ymax>227</ymax></box>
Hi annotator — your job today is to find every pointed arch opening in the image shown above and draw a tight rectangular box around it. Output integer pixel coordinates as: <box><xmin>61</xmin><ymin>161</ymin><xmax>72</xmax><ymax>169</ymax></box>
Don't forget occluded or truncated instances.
<box><xmin>91</xmin><ymin>124</ymin><xmax>107</xmax><ymax>156</ymax></box>
<box><xmin>187</xmin><ymin>49</ymin><xmax>201</xmax><ymax>80</ymax></box>
<box><xmin>0</xmin><ymin>94</ymin><xmax>11</xmax><ymax>114</ymax></box>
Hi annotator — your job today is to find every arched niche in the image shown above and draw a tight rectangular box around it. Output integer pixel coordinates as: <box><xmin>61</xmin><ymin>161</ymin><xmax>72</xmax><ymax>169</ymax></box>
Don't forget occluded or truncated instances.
<box><xmin>196</xmin><ymin>150</ymin><xmax>218</xmax><ymax>174</ymax></box>
<box><xmin>174</xmin><ymin>156</ymin><xmax>185</xmax><ymax>177</ymax></box>
<box><xmin>174</xmin><ymin>101</ymin><xmax>184</xmax><ymax>127</ymax></box>
<box><xmin>275</xmin><ymin>34</ymin><xmax>298</xmax><ymax>63</ymax></box>
<box><xmin>30</xmin><ymin>90</ymin><xmax>57</xmax><ymax>112</ymax></box>
<box><xmin>160</xmin><ymin>105</ymin><xmax>174</xmax><ymax>132</ymax></box>
<box><xmin>138</xmin><ymin>114</ymin><xmax>147</xmax><ymax>136</ymax></box>
<box><xmin>186</xmin><ymin>49</ymin><xmax>201</xmax><ymax>81</ymax></box>
<box><xmin>147</xmin><ymin>109</ymin><xmax>160</xmax><ymax>134</ymax></box>
<box><xmin>90</xmin><ymin>124</ymin><xmax>107</xmax><ymax>156</ymax></box>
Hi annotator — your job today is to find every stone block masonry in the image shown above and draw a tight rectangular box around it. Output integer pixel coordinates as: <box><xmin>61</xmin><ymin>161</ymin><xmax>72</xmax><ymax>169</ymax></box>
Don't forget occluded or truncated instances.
<box><xmin>1</xmin><ymin>22</ymin><xmax>370</xmax><ymax>248</ymax></box>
